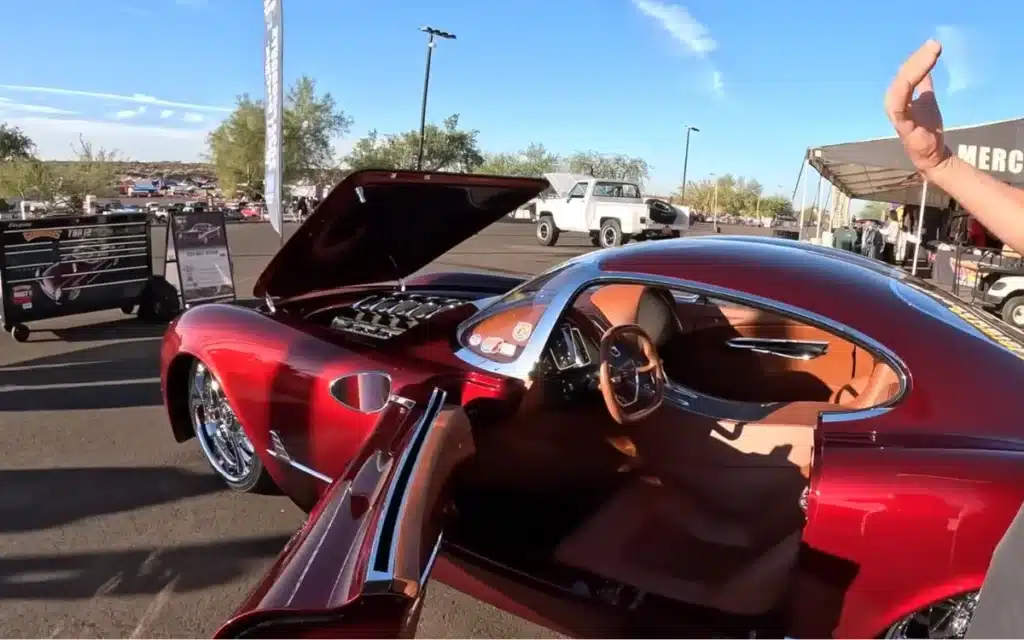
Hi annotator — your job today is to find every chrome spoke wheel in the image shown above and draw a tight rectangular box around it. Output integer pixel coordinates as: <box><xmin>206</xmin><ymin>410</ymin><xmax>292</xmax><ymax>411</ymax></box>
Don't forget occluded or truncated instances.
<box><xmin>189</xmin><ymin>361</ymin><xmax>256</xmax><ymax>483</ymax></box>
<box><xmin>884</xmin><ymin>591</ymin><xmax>978</xmax><ymax>639</ymax></box>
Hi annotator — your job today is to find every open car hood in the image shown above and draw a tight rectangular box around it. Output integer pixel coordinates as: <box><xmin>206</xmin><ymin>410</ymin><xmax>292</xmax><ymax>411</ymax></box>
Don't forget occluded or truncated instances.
<box><xmin>254</xmin><ymin>170</ymin><xmax>549</xmax><ymax>300</ymax></box>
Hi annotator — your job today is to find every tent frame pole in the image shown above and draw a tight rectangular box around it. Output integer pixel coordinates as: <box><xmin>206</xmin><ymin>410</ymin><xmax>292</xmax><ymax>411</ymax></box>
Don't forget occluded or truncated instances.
<box><xmin>813</xmin><ymin>174</ymin><xmax>825</xmax><ymax>240</ymax></box>
<box><xmin>797</xmin><ymin>160</ymin><xmax>809</xmax><ymax>240</ymax></box>
<box><xmin>911</xmin><ymin>181</ymin><xmax>929</xmax><ymax>276</ymax></box>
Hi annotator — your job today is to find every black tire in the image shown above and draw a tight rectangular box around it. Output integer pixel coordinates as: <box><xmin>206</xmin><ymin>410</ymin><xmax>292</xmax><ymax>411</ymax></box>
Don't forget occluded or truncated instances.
<box><xmin>9</xmin><ymin>324</ymin><xmax>28</xmax><ymax>342</ymax></box>
<box><xmin>599</xmin><ymin>219</ymin><xmax>625</xmax><ymax>248</ymax></box>
<box><xmin>669</xmin><ymin>230</ymin><xmax>682</xmax><ymax>239</ymax></box>
<box><xmin>589</xmin><ymin>231</ymin><xmax>601</xmax><ymax>247</ymax></box>
<box><xmin>536</xmin><ymin>215</ymin><xmax>559</xmax><ymax>246</ymax></box>
<box><xmin>1002</xmin><ymin>295</ymin><xmax>1024</xmax><ymax>328</ymax></box>
<box><xmin>137</xmin><ymin>275</ymin><xmax>182</xmax><ymax>323</ymax></box>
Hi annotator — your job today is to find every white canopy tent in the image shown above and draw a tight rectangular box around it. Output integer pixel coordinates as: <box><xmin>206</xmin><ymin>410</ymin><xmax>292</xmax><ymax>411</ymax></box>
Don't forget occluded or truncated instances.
<box><xmin>802</xmin><ymin>117</ymin><xmax>1024</xmax><ymax>272</ymax></box>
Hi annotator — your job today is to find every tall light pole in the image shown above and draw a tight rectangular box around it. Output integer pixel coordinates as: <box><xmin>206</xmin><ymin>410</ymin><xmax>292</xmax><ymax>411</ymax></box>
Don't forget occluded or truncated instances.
<box><xmin>709</xmin><ymin>172</ymin><xmax>719</xmax><ymax>231</ymax></box>
<box><xmin>416</xmin><ymin>26</ymin><xmax>456</xmax><ymax>171</ymax></box>
<box><xmin>680</xmin><ymin>125</ymin><xmax>699</xmax><ymax>202</ymax></box>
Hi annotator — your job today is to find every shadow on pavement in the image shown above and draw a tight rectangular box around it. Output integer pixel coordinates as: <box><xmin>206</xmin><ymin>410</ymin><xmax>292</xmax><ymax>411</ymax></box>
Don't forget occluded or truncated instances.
<box><xmin>0</xmin><ymin>466</ymin><xmax>224</xmax><ymax>533</ymax></box>
<box><xmin>0</xmin><ymin>534</ymin><xmax>290</xmax><ymax>599</ymax></box>
<box><xmin>0</xmin><ymin>338</ymin><xmax>163</xmax><ymax>411</ymax></box>
<box><xmin>45</xmin><ymin>318</ymin><xmax>170</xmax><ymax>343</ymax></box>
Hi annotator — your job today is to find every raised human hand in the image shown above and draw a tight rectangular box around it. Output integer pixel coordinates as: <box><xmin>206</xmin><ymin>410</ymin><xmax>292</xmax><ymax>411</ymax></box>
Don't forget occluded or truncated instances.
<box><xmin>884</xmin><ymin>40</ymin><xmax>952</xmax><ymax>175</ymax></box>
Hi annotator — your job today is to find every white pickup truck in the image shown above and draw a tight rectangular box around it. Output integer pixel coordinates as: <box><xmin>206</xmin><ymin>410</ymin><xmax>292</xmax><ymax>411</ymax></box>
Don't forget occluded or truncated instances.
<box><xmin>530</xmin><ymin>173</ymin><xmax>689</xmax><ymax>248</ymax></box>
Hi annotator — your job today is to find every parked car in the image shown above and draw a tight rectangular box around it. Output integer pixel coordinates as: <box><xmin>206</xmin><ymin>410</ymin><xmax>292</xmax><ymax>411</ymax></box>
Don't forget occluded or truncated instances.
<box><xmin>160</xmin><ymin>170</ymin><xmax>1021</xmax><ymax>639</ymax></box>
<box><xmin>531</xmin><ymin>173</ymin><xmax>688</xmax><ymax>248</ymax></box>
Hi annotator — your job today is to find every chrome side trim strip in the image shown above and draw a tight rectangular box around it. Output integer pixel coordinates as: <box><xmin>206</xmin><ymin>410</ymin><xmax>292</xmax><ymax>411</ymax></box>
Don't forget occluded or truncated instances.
<box><xmin>266</xmin><ymin>448</ymin><xmax>334</xmax><ymax>484</ymax></box>
<box><xmin>726</xmin><ymin>337</ymin><xmax>830</xmax><ymax>360</ymax></box>
<box><xmin>365</xmin><ymin>386</ymin><xmax>447</xmax><ymax>588</ymax></box>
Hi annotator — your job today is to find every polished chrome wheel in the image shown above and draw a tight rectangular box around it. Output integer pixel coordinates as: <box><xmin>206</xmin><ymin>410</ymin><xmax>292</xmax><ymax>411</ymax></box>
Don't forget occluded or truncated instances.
<box><xmin>189</xmin><ymin>361</ymin><xmax>256</xmax><ymax>484</ymax></box>
<box><xmin>883</xmin><ymin>591</ymin><xmax>978</xmax><ymax>638</ymax></box>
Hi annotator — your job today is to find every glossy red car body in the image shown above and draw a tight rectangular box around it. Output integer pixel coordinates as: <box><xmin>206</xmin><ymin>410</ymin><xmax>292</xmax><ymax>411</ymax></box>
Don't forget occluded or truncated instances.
<box><xmin>161</xmin><ymin>171</ymin><xmax>1024</xmax><ymax>639</ymax></box>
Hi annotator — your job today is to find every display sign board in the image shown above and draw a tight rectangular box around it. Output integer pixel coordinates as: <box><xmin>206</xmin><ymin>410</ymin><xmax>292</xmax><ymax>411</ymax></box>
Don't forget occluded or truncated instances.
<box><xmin>0</xmin><ymin>212</ymin><xmax>152</xmax><ymax>326</ymax></box>
<box><xmin>164</xmin><ymin>212</ymin><xmax>236</xmax><ymax>307</ymax></box>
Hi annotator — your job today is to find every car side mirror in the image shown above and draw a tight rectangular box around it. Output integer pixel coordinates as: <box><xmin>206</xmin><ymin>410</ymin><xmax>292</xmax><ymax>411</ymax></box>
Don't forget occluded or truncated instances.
<box><xmin>330</xmin><ymin>371</ymin><xmax>392</xmax><ymax>414</ymax></box>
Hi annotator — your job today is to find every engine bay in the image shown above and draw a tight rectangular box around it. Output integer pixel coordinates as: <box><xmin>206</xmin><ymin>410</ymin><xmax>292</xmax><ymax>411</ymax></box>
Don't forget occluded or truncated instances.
<box><xmin>329</xmin><ymin>292</ymin><xmax>468</xmax><ymax>339</ymax></box>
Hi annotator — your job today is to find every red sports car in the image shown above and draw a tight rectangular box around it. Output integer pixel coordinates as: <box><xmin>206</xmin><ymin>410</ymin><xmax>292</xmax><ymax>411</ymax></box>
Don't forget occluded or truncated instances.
<box><xmin>160</xmin><ymin>170</ymin><xmax>1024</xmax><ymax>639</ymax></box>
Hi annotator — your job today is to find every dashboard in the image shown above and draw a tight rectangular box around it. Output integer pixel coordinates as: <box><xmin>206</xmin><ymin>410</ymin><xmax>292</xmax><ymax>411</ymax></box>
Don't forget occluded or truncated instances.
<box><xmin>537</xmin><ymin>319</ymin><xmax>600</xmax><ymax>376</ymax></box>
<box><xmin>329</xmin><ymin>292</ymin><xmax>467</xmax><ymax>340</ymax></box>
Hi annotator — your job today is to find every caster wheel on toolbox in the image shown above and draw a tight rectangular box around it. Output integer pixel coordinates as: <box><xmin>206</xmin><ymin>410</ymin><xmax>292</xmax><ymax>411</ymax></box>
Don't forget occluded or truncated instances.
<box><xmin>8</xmin><ymin>324</ymin><xmax>29</xmax><ymax>342</ymax></box>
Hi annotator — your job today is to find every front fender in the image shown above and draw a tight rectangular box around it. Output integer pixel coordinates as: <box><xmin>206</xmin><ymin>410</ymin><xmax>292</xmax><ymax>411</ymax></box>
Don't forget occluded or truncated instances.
<box><xmin>799</xmin><ymin>444</ymin><xmax>1024</xmax><ymax>638</ymax></box>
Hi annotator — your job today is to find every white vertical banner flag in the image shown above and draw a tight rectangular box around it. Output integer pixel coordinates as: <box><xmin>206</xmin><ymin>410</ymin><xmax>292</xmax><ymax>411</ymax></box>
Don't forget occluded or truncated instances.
<box><xmin>263</xmin><ymin>0</ymin><xmax>284</xmax><ymax>240</ymax></box>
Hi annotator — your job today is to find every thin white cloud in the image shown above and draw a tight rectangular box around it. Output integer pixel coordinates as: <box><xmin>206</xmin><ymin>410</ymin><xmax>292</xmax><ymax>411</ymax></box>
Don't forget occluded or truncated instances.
<box><xmin>114</xmin><ymin>106</ymin><xmax>147</xmax><ymax>120</ymax></box>
<box><xmin>631</xmin><ymin>0</ymin><xmax>716</xmax><ymax>57</ymax></box>
<box><xmin>160</xmin><ymin>109</ymin><xmax>175</xmax><ymax>119</ymax></box>
<box><xmin>182</xmin><ymin>112</ymin><xmax>205</xmax><ymax>123</ymax></box>
<box><xmin>4</xmin><ymin>116</ymin><xmax>215</xmax><ymax>161</ymax></box>
<box><xmin>0</xmin><ymin>102</ymin><xmax>78</xmax><ymax>115</ymax></box>
<box><xmin>0</xmin><ymin>84</ymin><xmax>232</xmax><ymax>113</ymax></box>
<box><xmin>935</xmin><ymin>25</ymin><xmax>974</xmax><ymax>94</ymax></box>
<box><xmin>710</xmin><ymin>70</ymin><xmax>725</xmax><ymax>98</ymax></box>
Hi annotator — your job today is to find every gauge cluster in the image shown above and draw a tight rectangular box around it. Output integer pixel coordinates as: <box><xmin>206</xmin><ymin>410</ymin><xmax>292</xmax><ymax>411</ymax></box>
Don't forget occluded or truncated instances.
<box><xmin>543</xmin><ymin>321</ymin><xmax>596</xmax><ymax>373</ymax></box>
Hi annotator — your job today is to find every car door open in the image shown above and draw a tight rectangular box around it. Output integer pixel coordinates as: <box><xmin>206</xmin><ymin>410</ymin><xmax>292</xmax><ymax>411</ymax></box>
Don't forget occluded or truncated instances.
<box><xmin>215</xmin><ymin>388</ymin><xmax>474</xmax><ymax>639</ymax></box>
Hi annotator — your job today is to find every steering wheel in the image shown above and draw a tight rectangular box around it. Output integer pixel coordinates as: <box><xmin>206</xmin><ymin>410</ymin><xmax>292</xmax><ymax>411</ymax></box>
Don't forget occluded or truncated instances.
<box><xmin>598</xmin><ymin>324</ymin><xmax>665</xmax><ymax>424</ymax></box>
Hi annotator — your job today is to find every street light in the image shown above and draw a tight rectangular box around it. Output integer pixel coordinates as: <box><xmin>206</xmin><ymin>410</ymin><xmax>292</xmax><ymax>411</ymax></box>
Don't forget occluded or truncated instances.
<box><xmin>416</xmin><ymin>26</ymin><xmax>456</xmax><ymax>171</ymax></box>
<box><xmin>709</xmin><ymin>172</ymin><xmax>719</xmax><ymax>231</ymax></box>
<box><xmin>680</xmin><ymin>125</ymin><xmax>699</xmax><ymax>201</ymax></box>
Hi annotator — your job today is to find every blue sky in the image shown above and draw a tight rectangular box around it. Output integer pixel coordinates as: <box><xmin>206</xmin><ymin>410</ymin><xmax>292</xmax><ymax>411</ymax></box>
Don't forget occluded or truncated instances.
<box><xmin>0</xmin><ymin>0</ymin><xmax>1018</xmax><ymax>199</ymax></box>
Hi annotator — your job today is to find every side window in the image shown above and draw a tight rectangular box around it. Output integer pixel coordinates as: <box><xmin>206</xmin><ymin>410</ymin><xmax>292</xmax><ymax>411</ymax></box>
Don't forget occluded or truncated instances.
<box><xmin>568</xmin><ymin>182</ymin><xmax>587</xmax><ymax>199</ymax></box>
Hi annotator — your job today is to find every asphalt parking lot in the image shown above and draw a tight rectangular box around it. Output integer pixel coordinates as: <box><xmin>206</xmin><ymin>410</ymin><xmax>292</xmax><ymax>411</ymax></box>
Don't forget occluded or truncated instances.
<box><xmin>0</xmin><ymin>219</ymin><xmax>762</xmax><ymax>638</ymax></box>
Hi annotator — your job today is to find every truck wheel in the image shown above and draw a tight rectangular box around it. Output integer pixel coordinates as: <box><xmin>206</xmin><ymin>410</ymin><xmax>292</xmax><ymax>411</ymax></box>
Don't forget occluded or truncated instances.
<box><xmin>536</xmin><ymin>216</ymin><xmax>559</xmax><ymax>246</ymax></box>
<box><xmin>599</xmin><ymin>220</ymin><xmax>625</xmax><ymax>248</ymax></box>
<box><xmin>1002</xmin><ymin>295</ymin><xmax>1024</xmax><ymax>328</ymax></box>
<box><xmin>589</xmin><ymin>231</ymin><xmax>601</xmax><ymax>247</ymax></box>
<box><xmin>138</xmin><ymin>275</ymin><xmax>182</xmax><ymax>323</ymax></box>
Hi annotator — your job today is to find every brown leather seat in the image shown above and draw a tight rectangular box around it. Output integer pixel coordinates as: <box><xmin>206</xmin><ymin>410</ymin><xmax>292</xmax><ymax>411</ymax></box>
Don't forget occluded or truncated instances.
<box><xmin>554</xmin><ymin>477</ymin><xmax>803</xmax><ymax>616</ymax></box>
<box><xmin>835</xmin><ymin>360</ymin><xmax>900</xmax><ymax>409</ymax></box>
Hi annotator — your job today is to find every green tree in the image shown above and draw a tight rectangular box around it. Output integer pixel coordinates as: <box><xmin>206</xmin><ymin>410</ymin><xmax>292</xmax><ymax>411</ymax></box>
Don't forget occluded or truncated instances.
<box><xmin>207</xmin><ymin>76</ymin><xmax>352</xmax><ymax>199</ymax></box>
<box><xmin>0</xmin><ymin>124</ymin><xmax>34</xmax><ymax>161</ymax></box>
<box><xmin>567</xmin><ymin>151</ymin><xmax>650</xmax><ymax>186</ymax></box>
<box><xmin>54</xmin><ymin>136</ymin><xmax>121</xmax><ymax>210</ymax></box>
<box><xmin>477</xmin><ymin>143</ymin><xmax>560</xmax><ymax>177</ymax></box>
<box><xmin>345</xmin><ymin>114</ymin><xmax>484</xmax><ymax>172</ymax></box>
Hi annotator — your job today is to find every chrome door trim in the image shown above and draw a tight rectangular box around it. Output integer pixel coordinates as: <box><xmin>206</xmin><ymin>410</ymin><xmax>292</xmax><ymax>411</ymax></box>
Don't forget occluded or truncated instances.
<box><xmin>725</xmin><ymin>337</ymin><xmax>830</xmax><ymax>360</ymax></box>
<box><xmin>365</xmin><ymin>386</ymin><xmax>447</xmax><ymax>592</ymax></box>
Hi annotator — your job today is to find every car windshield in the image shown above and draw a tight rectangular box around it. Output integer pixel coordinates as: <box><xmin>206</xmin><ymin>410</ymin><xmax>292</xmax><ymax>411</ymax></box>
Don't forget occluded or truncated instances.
<box><xmin>461</xmin><ymin>262</ymin><xmax>579</xmax><ymax>363</ymax></box>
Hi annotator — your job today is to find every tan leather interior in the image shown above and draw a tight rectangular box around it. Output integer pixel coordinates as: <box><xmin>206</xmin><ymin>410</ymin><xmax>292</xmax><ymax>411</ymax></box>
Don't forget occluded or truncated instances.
<box><xmin>453</xmin><ymin>283</ymin><xmax>901</xmax><ymax>620</ymax></box>
<box><xmin>665</xmin><ymin>299</ymin><xmax>895</xmax><ymax>407</ymax></box>
<box><xmin>553</xmin><ymin>403</ymin><xmax>816</xmax><ymax>616</ymax></box>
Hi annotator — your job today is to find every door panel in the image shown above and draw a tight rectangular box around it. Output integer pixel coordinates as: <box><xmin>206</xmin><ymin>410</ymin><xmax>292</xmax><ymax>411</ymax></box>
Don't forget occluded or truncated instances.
<box><xmin>216</xmin><ymin>388</ymin><xmax>476</xmax><ymax>639</ymax></box>
<box><xmin>669</xmin><ymin>301</ymin><xmax>875</xmax><ymax>403</ymax></box>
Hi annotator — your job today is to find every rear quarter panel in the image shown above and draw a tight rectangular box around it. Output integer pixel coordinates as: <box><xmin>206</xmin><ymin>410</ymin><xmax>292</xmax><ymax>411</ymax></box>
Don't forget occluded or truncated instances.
<box><xmin>799</xmin><ymin>443</ymin><xmax>1024</xmax><ymax>638</ymax></box>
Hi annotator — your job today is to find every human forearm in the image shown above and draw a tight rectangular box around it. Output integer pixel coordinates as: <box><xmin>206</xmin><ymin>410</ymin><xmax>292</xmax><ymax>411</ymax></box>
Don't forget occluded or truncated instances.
<box><xmin>927</xmin><ymin>156</ymin><xmax>1024</xmax><ymax>253</ymax></box>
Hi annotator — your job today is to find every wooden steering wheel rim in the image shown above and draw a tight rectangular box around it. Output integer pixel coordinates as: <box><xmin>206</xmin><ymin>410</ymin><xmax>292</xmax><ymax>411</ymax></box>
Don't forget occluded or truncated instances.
<box><xmin>598</xmin><ymin>324</ymin><xmax>665</xmax><ymax>425</ymax></box>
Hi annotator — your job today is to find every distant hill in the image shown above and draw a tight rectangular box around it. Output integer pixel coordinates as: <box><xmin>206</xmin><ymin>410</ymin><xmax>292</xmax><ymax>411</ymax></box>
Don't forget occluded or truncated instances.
<box><xmin>43</xmin><ymin>160</ymin><xmax>217</xmax><ymax>181</ymax></box>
